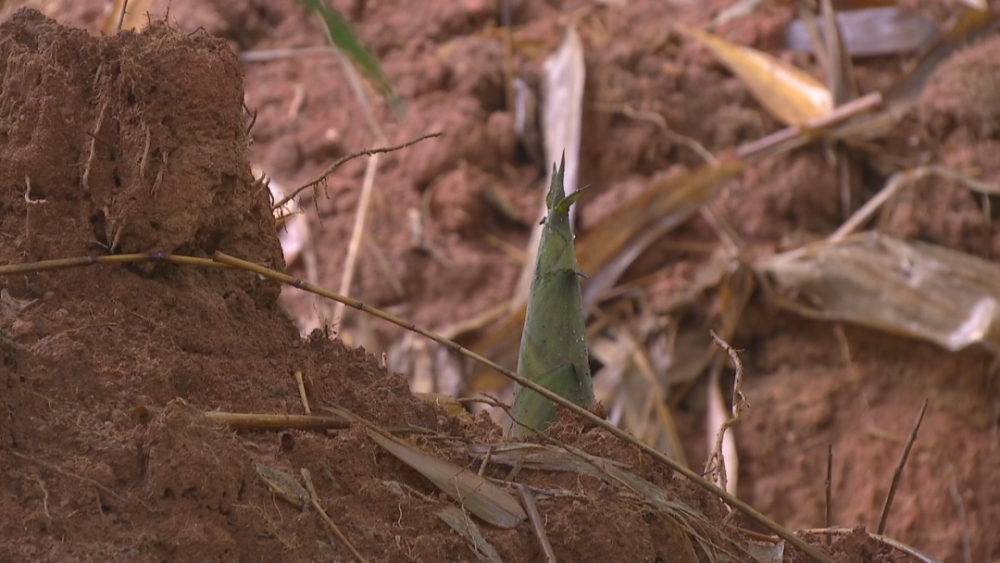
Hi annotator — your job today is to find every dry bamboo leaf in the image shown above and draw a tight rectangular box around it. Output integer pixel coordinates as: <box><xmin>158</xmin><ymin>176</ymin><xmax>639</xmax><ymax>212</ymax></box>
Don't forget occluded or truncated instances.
<box><xmin>678</xmin><ymin>25</ymin><xmax>831</xmax><ymax>126</ymax></box>
<box><xmin>757</xmin><ymin>233</ymin><xmax>1000</xmax><ymax>351</ymax></box>
<box><xmin>577</xmin><ymin>161</ymin><xmax>745</xmax><ymax>313</ymax></box>
<box><xmin>785</xmin><ymin>7</ymin><xmax>937</xmax><ymax>58</ymax></box>
<box><xmin>413</xmin><ymin>392</ymin><xmax>475</xmax><ymax>424</ymax></box>
<box><xmin>512</xmin><ymin>24</ymin><xmax>587</xmax><ymax>306</ymax></box>
<box><xmin>365</xmin><ymin>430</ymin><xmax>526</xmax><ymax>528</ymax></box>
<box><xmin>746</xmin><ymin>539</ymin><xmax>785</xmax><ymax>563</ymax></box>
<box><xmin>254</xmin><ymin>463</ymin><xmax>309</xmax><ymax>509</ymax></box>
<box><xmin>594</xmin><ymin>327</ymin><xmax>686</xmax><ymax>464</ymax></box>
<box><xmin>437</xmin><ymin>505</ymin><xmax>504</xmax><ymax>563</ymax></box>
<box><xmin>462</xmin><ymin>442</ymin><xmax>747</xmax><ymax>560</ymax></box>
<box><xmin>885</xmin><ymin>6</ymin><xmax>999</xmax><ymax>104</ymax></box>
<box><xmin>541</xmin><ymin>25</ymin><xmax>586</xmax><ymax>224</ymax></box>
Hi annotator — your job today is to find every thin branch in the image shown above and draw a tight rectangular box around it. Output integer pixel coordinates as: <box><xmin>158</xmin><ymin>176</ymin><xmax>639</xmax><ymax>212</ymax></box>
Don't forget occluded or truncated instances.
<box><xmin>239</xmin><ymin>46</ymin><xmax>335</xmax><ymax>63</ymax></box>
<box><xmin>876</xmin><ymin>399</ymin><xmax>928</xmax><ymax>534</ymax></box>
<box><xmin>800</xmin><ymin>527</ymin><xmax>942</xmax><ymax>563</ymax></box>
<box><xmin>271</xmin><ymin>133</ymin><xmax>441</xmax><ymax>211</ymax></box>
<box><xmin>294</xmin><ymin>371</ymin><xmax>312</xmax><ymax>414</ymax></box>
<box><xmin>116</xmin><ymin>0</ymin><xmax>129</xmax><ymax>32</ymax></box>
<box><xmin>705</xmin><ymin>331</ymin><xmax>750</xmax><ymax>494</ymax></box>
<box><xmin>825</xmin><ymin>444</ymin><xmax>832</xmax><ymax>546</ymax></box>
<box><xmin>948</xmin><ymin>476</ymin><xmax>972</xmax><ymax>563</ymax></box>
<box><xmin>519</xmin><ymin>484</ymin><xmax>557</xmax><ymax>563</ymax></box>
<box><xmin>830</xmin><ymin>165</ymin><xmax>1000</xmax><ymax>243</ymax></box>
<box><xmin>330</xmin><ymin>151</ymin><xmax>379</xmax><ymax>327</ymax></box>
<box><xmin>301</xmin><ymin>468</ymin><xmax>368</xmax><ymax>563</ymax></box>
<box><xmin>736</xmin><ymin>92</ymin><xmax>882</xmax><ymax>160</ymax></box>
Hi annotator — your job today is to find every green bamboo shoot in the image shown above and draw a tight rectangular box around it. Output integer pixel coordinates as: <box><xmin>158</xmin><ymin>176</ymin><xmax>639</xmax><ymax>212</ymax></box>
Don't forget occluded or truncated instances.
<box><xmin>510</xmin><ymin>156</ymin><xmax>594</xmax><ymax>436</ymax></box>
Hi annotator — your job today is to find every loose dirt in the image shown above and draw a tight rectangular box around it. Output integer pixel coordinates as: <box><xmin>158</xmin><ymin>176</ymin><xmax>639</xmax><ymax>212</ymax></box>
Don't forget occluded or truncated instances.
<box><xmin>1</xmin><ymin>1</ymin><xmax>998</xmax><ymax>562</ymax></box>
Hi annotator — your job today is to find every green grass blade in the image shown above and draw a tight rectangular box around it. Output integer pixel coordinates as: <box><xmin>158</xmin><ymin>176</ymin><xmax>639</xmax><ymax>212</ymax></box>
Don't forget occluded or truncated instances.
<box><xmin>511</xmin><ymin>155</ymin><xmax>595</xmax><ymax>436</ymax></box>
<box><xmin>299</xmin><ymin>0</ymin><xmax>403</xmax><ymax>115</ymax></box>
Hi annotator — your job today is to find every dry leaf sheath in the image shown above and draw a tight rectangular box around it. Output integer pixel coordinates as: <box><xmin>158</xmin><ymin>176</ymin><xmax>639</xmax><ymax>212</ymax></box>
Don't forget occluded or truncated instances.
<box><xmin>511</xmin><ymin>155</ymin><xmax>595</xmax><ymax>437</ymax></box>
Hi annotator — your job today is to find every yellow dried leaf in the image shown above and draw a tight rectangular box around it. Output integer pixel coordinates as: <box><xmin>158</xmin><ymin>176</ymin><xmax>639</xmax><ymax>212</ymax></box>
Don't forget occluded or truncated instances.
<box><xmin>679</xmin><ymin>25</ymin><xmax>831</xmax><ymax>125</ymax></box>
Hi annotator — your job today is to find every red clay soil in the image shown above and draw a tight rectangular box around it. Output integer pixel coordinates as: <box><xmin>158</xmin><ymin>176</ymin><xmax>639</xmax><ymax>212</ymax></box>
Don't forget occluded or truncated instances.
<box><xmin>2</xmin><ymin>1</ymin><xmax>1000</xmax><ymax>562</ymax></box>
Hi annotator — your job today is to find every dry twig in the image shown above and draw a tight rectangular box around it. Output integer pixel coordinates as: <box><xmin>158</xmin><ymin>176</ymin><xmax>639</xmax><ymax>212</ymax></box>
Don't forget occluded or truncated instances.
<box><xmin>876</xmin><ymin>399</ymin><xmax>928</xmax><ymax>534</ymax></box>
<box><xmin>271</xmin><ymin>133</ymin><xmax>441</xmax><ymax>211</ymax></box>
<box><xmin>301</xmin><ymin>468</ymin><xmax>368</xmax><ymax>563</ymax></box>
<box><xmin>801</xmin><ymin>527</ymin><xmax>942</xmax><ymax>563</ymax></box>
<box><xmin>294</xmin><ymin>371</ymin><xmax>311</xmax><ymax>414</ymax></box>
<box><xmin>134</xmin><ymin>406</ymin><xmax>346</xmax><ymax>431</ymax></box>
<box><xmin>116</xmin><ymin>0</ymin><xmax>129</xmax><ymax>32</ymax></box>
<box><xmin>704</xmin><ymin>331</ymin><xmax>750</xmax><ymax>495</ymax></box>
<box><xmin>519</xmin><ymin>484</ymin><xmax>557</xmax><ymax>563</ymax></box>
<box><xmin>825</xmin><ymin>444</ymin><xmax>832</xmax><ymax>546</ymax></box>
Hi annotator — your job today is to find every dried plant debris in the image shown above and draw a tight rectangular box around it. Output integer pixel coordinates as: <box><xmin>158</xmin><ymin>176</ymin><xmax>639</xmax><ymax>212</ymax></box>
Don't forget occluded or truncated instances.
<box><xmin>324</xmin><ymin>405</ymin><xmax>526</xmax><ymax>528</ymax></box>
<box><xmin>255</xmin><ymin>463</ymin><xmax>310</xmax><ymax>510</ymax></box>
<box><xmin>437</xmin><ymin>505</ymin><xmax>505</xmax><ymax>563</ymax></box>
<box><xmin>757</xmin><ymin>233</ymin><xmax>1000</xmax><ymax>352</ymax></box>
<box><xmin>512</xmin><ymin>23</ymin><xmax>586</xmax><ymax>304</ymax></box>
<box><xmin>785</xmin><ymin>7</ymin><xmax>937</xmax><ymax>58</ymax></box>
<box><xmin>461</xmin><ymin>442</ymin><xmax>754</xmax><ymax>561</ymax></box>
<box><xmin>679</xmin><ymin>25</ymin><xmax>831</xmax><ymax>126</ymax></box>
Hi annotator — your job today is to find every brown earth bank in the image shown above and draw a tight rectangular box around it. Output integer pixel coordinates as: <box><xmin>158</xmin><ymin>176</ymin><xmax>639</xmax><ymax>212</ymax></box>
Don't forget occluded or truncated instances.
<box><xmin>1</xmin><ymin>1</ymin><xmax>999</xmax><ymax>562</ymax></box>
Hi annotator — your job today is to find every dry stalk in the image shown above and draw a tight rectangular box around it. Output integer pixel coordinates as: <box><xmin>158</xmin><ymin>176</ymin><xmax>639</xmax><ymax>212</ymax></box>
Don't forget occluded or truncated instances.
<box><xmin>326</xmin><ymin>39</ymin><xmax>391</xmax><ymax>329</ymax></box>
<box><xmin>294</xmin><ymin>371</ymin><xmax>311</xmax><ymax>414</ymax></box>
<box><xmin>82</xmin><ymin>99</ymin><xmax>109</xmax><ymax>193</ymax></box>
<box><xmin>301</xmin><ymin>468</ymin><xmax>368</xmax><ymax>563</ymax></box>
<box><xmin>204</xmin><ymin>411</ymin><xmax>344</xmax><ymax>431</ymax></box>
<box><xmin>876</xmin><ymin>399</ymin><xmax>928</xmax><ymax>534</ymax></box>
<box><xmin>138</xmin><ymin>124</ymin><xmax>151</xmax><ymax>191</ymax></box>
<box><xmin>331</xmin><ymin>151</ymin><xmax>379</xmax><ymax>327</ymax></box>
<box><xmin>800</xmin><ymin>527</ymin><xmax>942</xmax><ymax>563</ymax></box>
<box><xmin>830</xmin><ymin>166</ymin><xmax>1000</xmax><ymax>243</ymax></box>
<box><xmin>519</xmin><ymin>484</ymin><xmax>557</xmax><ymax>563</ymax></box>
<box><xmin>736</xmin><ymin>92</ymin><xmax>882</xmax><ymax>160</ymax></box>
<box><xmin>825</xmin><ymin>444</ymin><xmax>832</xmax><ymax>546</ymax></box>
<box><xmin>116</xmin><ymin>0</ymin><xmax>129</xmax><ymax>32</ymax></box>
<box><xmin>271</xmin><ymin>133</ymin><xmax>440</xmax><ymax>211</ymax></box>
<box><xmin>704</xmin><ymin>331</ymin><xmax>750</xmax><ymax>495</ymax></box>
<box><xmin>133</xmin><ymin>405</ymin><xmax>346</xmax><ymax>431</ymax></box>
